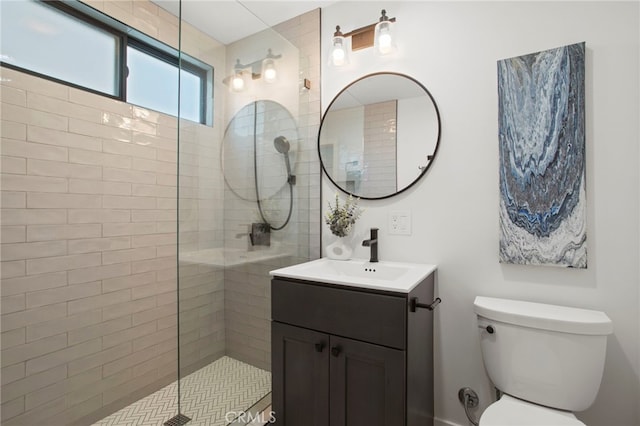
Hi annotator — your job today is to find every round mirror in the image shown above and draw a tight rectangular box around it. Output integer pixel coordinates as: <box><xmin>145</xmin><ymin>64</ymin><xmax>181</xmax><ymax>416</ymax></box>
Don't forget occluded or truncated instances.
<box><xmin>222</xmin><ymin>100</ymin><xmax>298</xmax><ymax>202</ymax></box>
<box><xmin>318</xmin><ymin>72</ymin><xmax>441</xmax><ymax>199</ymax></box>
<box><xmin>222</xmin><ymin>100</ymin><xmax>298</xmax><ymax>228</ymax></box>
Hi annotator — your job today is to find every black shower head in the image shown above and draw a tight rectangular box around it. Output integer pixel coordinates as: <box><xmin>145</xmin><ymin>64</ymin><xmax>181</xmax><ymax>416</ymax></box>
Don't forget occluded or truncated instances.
<box><xmin>273</xmin><ymin>136</ymin><xmax>290</xmax><ymax>154</ymax></box>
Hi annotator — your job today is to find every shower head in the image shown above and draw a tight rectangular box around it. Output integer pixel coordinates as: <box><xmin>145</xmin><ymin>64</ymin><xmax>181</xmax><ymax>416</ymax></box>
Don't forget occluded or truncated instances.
<box><xmin>273</xmin><ymin>136</ymin><xmax>290</xmax><ymax>154</ymax></box>
<box><xmin>273</xmin><ymin>136</ymin><xmax>294</xmax><ymax>184</ymax></box>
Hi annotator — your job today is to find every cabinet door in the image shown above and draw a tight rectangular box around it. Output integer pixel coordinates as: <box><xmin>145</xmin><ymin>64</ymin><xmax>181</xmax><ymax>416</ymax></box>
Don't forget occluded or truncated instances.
<box><xmin>329</xmin><ymin>336</ymin><xmax>405</xmax><ymax>426</ymax></box>
<box><xmin>272</xmin><ymin>322</ymin><xmax>329</xmax><ymax>426</ymax></box>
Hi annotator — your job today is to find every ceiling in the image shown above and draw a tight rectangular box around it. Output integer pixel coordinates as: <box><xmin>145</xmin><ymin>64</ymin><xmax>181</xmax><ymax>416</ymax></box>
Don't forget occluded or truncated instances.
<box><xmin>154</xmin><ymin>0</ymin><xmax>335</xmax><ymax>45</ymax></box>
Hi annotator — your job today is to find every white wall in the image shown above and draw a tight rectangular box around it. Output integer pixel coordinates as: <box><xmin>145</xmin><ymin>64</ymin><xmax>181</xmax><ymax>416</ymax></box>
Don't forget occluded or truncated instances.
<box><xmin>321</xmin><ymin>2</ymin><xmax>639</xmax><ymax>426</ymax></box>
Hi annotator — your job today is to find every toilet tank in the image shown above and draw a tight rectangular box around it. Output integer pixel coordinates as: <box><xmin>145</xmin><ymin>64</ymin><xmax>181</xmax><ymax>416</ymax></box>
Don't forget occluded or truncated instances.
<box><xmin>474</xmin><ymin>296</ymin><xmax>613</xmax><ymax>412</ymax></box>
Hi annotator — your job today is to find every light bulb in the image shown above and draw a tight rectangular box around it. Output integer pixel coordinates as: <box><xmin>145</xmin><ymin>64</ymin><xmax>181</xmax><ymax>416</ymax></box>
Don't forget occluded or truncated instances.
<box><xmin>331</xmin><ymin>37</ymin><xmax>346</xmax><ymax>66</ymax></box>
<box><xmin>232</xmin><ymin>73</ymin><xmax>244</xmax><ymax>92</ymax></box>
<box><xmin>263</xmin><ymin>58</ymin><xmax>277</xmax><ymax>83</ymax></box>
<box><xmin>377</xmin><ymin>30</ymin><xmax>392</xmax><ymax>54</ymax></box>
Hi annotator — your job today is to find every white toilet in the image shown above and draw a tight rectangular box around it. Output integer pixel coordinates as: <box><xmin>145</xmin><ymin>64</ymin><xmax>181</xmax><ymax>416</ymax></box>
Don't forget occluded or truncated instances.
<box><xmin>474</xmin><ymin>296</ymin><xmax>613</xmax><ymax>426</ymax></box>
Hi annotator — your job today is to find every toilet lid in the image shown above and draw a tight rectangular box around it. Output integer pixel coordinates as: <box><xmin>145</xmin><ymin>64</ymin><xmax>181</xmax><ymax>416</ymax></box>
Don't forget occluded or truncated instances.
<box><xmin>480</xmin><ymin>395</ymin><xmax>586</xmax><ymax>426</ymax></box>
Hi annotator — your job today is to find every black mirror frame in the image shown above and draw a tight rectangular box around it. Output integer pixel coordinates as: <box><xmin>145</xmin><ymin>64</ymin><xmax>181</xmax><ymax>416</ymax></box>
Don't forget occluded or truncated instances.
<box><xmin>318</xmin><ymin>72</ymin><xmax>441</xmax><ymax>200</ymax></box>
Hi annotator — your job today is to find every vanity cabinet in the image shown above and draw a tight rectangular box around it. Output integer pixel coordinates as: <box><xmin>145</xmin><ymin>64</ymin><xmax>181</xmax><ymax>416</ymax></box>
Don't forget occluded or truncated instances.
<box><xmin>271</xmin><ymin>272</ymin><xmax>436</xmax><ymax>426</ymax></box>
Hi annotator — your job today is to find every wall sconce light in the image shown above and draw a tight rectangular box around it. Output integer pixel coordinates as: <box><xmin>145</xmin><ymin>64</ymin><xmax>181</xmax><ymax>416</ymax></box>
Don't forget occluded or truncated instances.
<box><xmin>330</xmin><ymin>9</ymin><xmax>396</xmax><ymax>66</ymax></box>
<box><xmin>226</xmin><ymin>49</ymin><xmax>282</xmax><ymax>92</ymax></box>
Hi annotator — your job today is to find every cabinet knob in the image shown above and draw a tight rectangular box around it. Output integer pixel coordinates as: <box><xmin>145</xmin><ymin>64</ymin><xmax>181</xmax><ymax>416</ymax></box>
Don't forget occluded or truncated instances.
<box><xmin>315</xmin><ymin>342</ymin><xmax>325</xmax><ymax>352</ymax></box>
<box><xmin>331</xmin><ymin>346</ymin><xmax>341</xmax><ymax>357</ymax></box>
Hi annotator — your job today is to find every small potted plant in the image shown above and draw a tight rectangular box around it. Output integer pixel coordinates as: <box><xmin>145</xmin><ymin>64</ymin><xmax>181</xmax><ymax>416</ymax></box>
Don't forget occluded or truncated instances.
<box><xmin>325</xmin><ymin>194</ymin><xmax>362</xmax><ymax>260</ymax></box>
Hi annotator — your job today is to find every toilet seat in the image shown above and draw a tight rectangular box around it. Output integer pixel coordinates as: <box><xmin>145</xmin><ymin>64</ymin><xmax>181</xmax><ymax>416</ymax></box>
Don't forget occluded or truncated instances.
<box><xmin>479</xmin><ymin>394</ymin><xmax>586</xmax><ymax>426</ymax></box>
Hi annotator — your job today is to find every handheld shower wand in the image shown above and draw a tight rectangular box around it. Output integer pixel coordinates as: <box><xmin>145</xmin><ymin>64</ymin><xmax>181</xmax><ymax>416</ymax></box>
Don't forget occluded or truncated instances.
<box><xmin>274</xmin><ymin>136</ymin><xmax>295</xmax><ymax>185</ymax></box>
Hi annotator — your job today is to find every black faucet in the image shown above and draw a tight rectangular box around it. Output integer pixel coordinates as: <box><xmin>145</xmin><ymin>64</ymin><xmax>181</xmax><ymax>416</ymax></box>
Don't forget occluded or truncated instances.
<box><xmin>362</xmin><ymin>228</ymin><xmax>379</xmax><ymax>263</ymax></box>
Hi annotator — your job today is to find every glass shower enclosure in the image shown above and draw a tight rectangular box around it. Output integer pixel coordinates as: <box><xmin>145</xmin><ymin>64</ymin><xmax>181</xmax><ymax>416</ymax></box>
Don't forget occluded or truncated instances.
<box><xmin>175</xmin><ymin>1</ymin><xmax>320</xmax><ymax>425</ymax></box>
<box><xmin>0</xmin><ymin>0</ymin><xmax>319</xmax><ymax>425</ymax></box>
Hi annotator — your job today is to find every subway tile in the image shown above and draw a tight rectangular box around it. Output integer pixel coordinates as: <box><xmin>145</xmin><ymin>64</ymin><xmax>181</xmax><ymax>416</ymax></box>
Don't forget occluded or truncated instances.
<box><xmin>69</xmin><ymin>118</ymin><xmax>132</xmax><ymax>143</ymax></box>
<box><xmin>1</xmin><ymin>192</ymin><xmax>26</xmax><ymax>208</ymax></box>
<box><xmin>102</xmin><ymin>247</ymin><xmax>156</xmax><ymax>265</ymax></box>
<box><xmin>68</xmin><ymin>88</ymin><xmax>132</xmax><ymax>117</ymax></box>
<box><xmin>103</xmin><ymin>222</ymin><xmax>156</xmax><ymax>237</ymax></box>
<box><xmin>2</xmin><ymin>103</ymin><xmax>68</xmax><ymax>131</ymax></box>
<box><xmin>102</xmin><ymin>271</ymin><xmax>155</xmax><ymax>293</ymax></box>
<box><xmin>0</xmin><ymin>139</ymin><xmax>68</xmax><ymax>161</ymax></box>
<box><xmin>1</xmin><ymin>303</ymin><xmax>67</xmax><ymax>332</ymax></box>
<box><xmin>27</xmin><ymin>192</ymin><xmax>102</xmax><ymax>209</ymax></box>
<box><xmin>69</xmin><ymin>148</ymin><xmax>131</xmax><ymax>169</ymax></box>
<box><xmin>1</xmin><ymin>86</ymin><xmax>26</xmax><ymax>106</ymax></box>
<box><xmin>26</xmin><ymin>309</ymin><xmax>101</xmax><ymax>343</ymax></box>
<box><xmin>26</xmin><ymin>281</ymin><xmax>102</xmax><ymax>309</ymax></box>
<box><xmin>1</xmin><ymin>174</ymin><xmax>67</xmax><ymax>193</ymax></box>
<box><xmin>132</xmin><ymin>325</ymin><xmax>176</xmax><ymax>352</ymax></box>
<box><xmin>0</xmin><ymin>261</ymin><xmax>25</xmax><ymax>279</ymax></box>
<box><xmin>27</xmin><ymin>126</ymin><xmax>101</xmax><ymax>152</ymax></box>
<box><xmin>1</xmin><ymin>68</ymin><xmax>69</xmax><ymax>100</ymax></box>
<box><xmin>27</xmin><ymin>92</ymin><xmax>102</xmax><ymax>123</ymax></box>
<box><xmin>132</xmin><ymin>183</ymin><xmax>176</xmax><ymax>198</ymax></box>
<box><xmin>102</xmin><ymin>195</ymin><xmax>156</xmax><ymax>209</ymax></box>
<box><xmin>131</xmin><ymin>233</ymin><xmax>176</xmax><ymax>248</ymax></box>
<box><xmin>103</xmin><ymin>320</ymin><xmax>156</xmax><ymax>349</ymax></box>
<box><xmin>131</xmin><ymin>256</ymin><xmax>176</xmax><ymax>274</ymax></box>
<box><xmin>1</xmin><ymin>396</ymin><xmax>24</xmax><ymax>422</ymax></box>
<box><xmin>27</xmin><ymin>158</ymin><xmax>102</xmax><ymax>180</ymax></box>
<box><xmin>26</xmin><ymin>368</ymin><xmax>102</xmax><ymax>410</ymax></box>
<box><xmin>67</xmin><ymin>342</ymin><xmax>131</xmax><ymax>377</ymax></box>
<box><xmin>1</xmin><ymin>329</ymin><xmax>26</xmax><ymax>351</ymax></box>
<box><xmin>1</xmin><ymin>363</ymin><xmax>25</xmax><ymax>386</ymax></box>
<box><xmin>68</xmin><ymin>263</ymin><xmax>131</xmax><ymax>285</ymax></box>
<box><xmin>132</xmin><ymin>157</ymin><xmax>176</xmax><ymax>174</ymax></box>
<box><xmin>1</xmin><ymin>121</ymin><xmax>26</xmax><ymax>140</ymax></box>
<box><xmin>1</xmin><ymin>294</ymin><xmax>25</xmax><ymax>314</ymax></box>
<box><xmin>25</xmin><ymin>338</ymin><xmax>102</xmax><ymax>376</ymax></box>
<box><xmin>68</xmin><ymin>236</ymin><xmax>131</xmax><ymax>254</ymax></box>
<box><xmin>1</xmin><ymin>334</ymin><xmax>67</xmax><ymax>369</ymax></box>
<box><xmin>68</xmin><ymin>209</ymin><xmax>130</xmax><ymax>224</ymax></box>
<box><xmin>102</xmin><ymin>139</ymin><xmax>156</xmax><ymax>160</ymax></box>
<box><xmin>1</xmin><ymin>156</ymin><xmax>26</xmax><ymax>174</ymax></box>
<box><xmin>133</xmin><ymin>302</ymin><xmax>176</xmax><ymax>326</ymax></box>
<box><xmin>1</xmin><ymin>364</ymin><xmax>67</xmax><ymax>403</ymax></box>
<box><xmin>67</xmin><ymin>289</ymin><xmax>131</xmax><ymax>315</ymax></box>
<box><xmin>103</xmin><ymin>167</ymin><xmax>156</xmax><ymax>184</ymax></box>
<box><xmin>1</xmin><ymin>240</ymin><xmax>67</xmax><ymax>262</ymax></box>
<box><xmin>26</xmin><ymin>224</ymin><xmax>101</xmax><ymax>242</ymax></box>
<box><xmin>102</xmin><ymin>296</ymin><xmax>156</xmax><ymax>321</ymax></box>
<box><xmin>1</xmin><ymin>272</ymin><xmax>68</xmax><ymax>297</ymax></box>
<box><xmin>26</xmin><ymin>253</ymin><xmax>102</xmax><ymax>276</ymax></box>
<box><xmin>1</xmin><ymin>226</ymin><xmax>26</xmax><ymax>243</ymax></box>
<box><xmin>68</xmin><ymin>178</ymin><xmax>131</xmax><ymax>195</ymax></box>
<box><xmin>67</xmin><ymin>316</ymin><xmax>131</xmax><ymax>346</ymax></box>
<box><xmin>101</xmin><ymin>343</ymin><xmax>159</xmax><ymax>378</ymax></box>
<box><xmin>1</xmin><ymin>395</ymin><xmax>66</xmax><ymax>426</ymax></box>
<box><xmin>1</xmin><ymin>209</ymin><xmax>67</xmax><ymax>226</ymax></box>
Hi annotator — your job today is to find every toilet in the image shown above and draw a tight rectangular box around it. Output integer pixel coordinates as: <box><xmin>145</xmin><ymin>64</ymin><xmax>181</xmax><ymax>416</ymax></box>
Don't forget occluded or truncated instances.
<box><xmin>474</xmin><ymin>296</ymin><xmax>613</xmax><ymax>426</ymax></box>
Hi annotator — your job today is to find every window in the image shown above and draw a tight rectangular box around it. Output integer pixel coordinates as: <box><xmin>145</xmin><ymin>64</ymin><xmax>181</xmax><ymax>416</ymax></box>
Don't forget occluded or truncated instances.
<box><xmin>0</xmin><ymin>0</ymin><xmax>212</xmax><ymax>125</ymax></box>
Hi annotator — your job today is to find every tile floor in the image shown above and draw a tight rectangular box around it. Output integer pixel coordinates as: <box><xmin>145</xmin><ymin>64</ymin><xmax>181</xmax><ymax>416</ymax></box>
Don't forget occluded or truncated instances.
<box><xmin>93</xmin><ymin>356</ymin><xmax>271</xmax><ymax>426</ymax></box>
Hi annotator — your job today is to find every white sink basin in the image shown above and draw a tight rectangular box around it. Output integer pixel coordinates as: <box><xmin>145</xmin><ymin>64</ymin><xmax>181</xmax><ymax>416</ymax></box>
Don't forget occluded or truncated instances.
<box><xmin>269</xmin><ymin>258</ymin><xmax>437</xmax><ymax>293</ymax></box>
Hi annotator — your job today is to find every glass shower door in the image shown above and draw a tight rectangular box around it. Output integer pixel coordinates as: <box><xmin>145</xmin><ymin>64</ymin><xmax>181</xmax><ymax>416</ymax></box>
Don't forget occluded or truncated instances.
<box><xmin>176</xmin><ymin>1</ymin><xmax>320</xmax><ymax>425</ymax></box>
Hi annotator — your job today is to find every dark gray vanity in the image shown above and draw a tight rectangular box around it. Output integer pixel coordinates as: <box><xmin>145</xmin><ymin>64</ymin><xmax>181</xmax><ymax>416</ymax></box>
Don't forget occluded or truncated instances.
<box><xmin>270</xmin><ymin>258</ymin><xmax>438</xmax><ymax>426</ymax></box>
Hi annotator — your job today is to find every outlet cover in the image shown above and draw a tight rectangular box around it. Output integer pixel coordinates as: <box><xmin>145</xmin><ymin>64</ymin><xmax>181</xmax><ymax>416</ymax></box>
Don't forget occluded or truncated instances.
<box><xmin>389</xmin><ymin>210</ymin><xmax>411</xmax><ymax>235</ymax></box>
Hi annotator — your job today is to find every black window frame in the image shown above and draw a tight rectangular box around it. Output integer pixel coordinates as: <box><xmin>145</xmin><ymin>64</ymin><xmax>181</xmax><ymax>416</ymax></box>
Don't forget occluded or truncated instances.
<box><xmin>0</xmin><ymin>0</ymin><xmax>212</xmax><ymax>126</ymax></box>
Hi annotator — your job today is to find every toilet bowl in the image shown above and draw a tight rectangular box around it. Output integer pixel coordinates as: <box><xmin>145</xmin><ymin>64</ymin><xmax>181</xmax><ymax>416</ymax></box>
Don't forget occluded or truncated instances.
<box><xmin>474</xmin><ymin>296</ymin><xmax>613</xmax><ymax>426</ymax></box>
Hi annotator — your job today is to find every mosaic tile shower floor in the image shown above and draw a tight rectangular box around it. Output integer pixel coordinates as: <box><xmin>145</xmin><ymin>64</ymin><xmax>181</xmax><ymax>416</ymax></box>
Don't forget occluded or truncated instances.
<box><xmin>93</xmin><ymin>356</ymin><xmax>271</xmax><ymax>426</ymax></box>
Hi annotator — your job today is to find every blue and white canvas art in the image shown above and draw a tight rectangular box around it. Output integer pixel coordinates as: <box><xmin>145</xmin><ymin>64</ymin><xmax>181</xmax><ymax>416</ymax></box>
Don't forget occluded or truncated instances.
<box><xmin>498</xmin><ymin>42</ymin><xmax>586</xmax><ymax>268</ymax></box>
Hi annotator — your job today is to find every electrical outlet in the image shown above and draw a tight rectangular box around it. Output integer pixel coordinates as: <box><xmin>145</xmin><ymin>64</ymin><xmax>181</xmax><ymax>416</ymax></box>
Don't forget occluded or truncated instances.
<box><xmin>389</xmin><ymin>210</ymin><xmax>411</xmax><ymax>235</ymax></box>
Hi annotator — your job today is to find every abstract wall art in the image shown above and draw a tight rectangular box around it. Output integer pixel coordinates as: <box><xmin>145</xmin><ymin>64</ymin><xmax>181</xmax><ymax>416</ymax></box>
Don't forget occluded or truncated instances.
<box><xmin>498</xmin><ymin>42</ymin><xmax>586</xmax><ymax>268</ymax></box>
